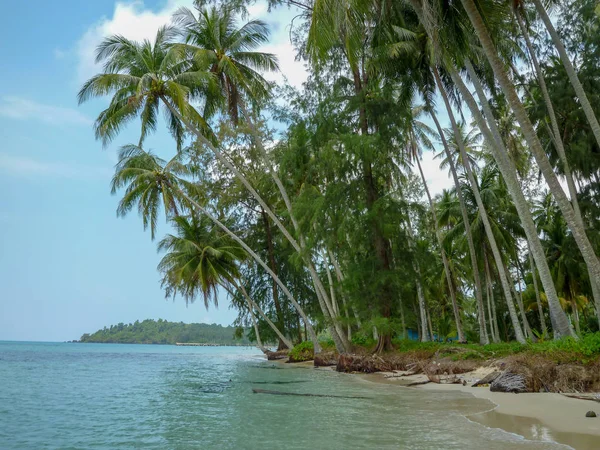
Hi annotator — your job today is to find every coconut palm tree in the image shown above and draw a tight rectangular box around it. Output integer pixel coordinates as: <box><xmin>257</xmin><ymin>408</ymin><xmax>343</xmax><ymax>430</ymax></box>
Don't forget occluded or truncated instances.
<box><xmin>173</xmin><ymin>3</ymin><xmax>279</xmax><ymax>123</ymax></box>
<box><xmin>110</xmin><ymin>144</ymin><xmax>321</xmax><ymax>352</ymax></box>
<box><xmin>459</xmin><ymin>0</ymin><xmax>598</xmax><ymax>334</ymax></box>
<box><xmin>77</xmin><ymin>26</ymin><xmax>215</xmax><ymax>150</ymax></box>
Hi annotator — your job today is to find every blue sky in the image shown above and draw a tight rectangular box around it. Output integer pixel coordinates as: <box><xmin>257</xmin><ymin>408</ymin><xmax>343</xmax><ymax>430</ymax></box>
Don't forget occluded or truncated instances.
<box><xmin>0</xmin><ymin>0</ymin><xmax>452</xmax><ymax>342</ymax></box>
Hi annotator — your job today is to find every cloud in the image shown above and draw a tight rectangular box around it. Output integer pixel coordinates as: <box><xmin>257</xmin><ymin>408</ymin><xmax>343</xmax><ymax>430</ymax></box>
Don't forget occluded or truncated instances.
<box><xmin>54</xmin><ymin>48</ymin><xmax>67</xmax><ymax>59</ymax></box>
<box><xmin>75</xmin><ymin>0</ymin><xmax>307</xmax><ymax>88</ymax></box>
<box><xmin>418</xmin><ymin>149</ymin><xmax>453</xmax><ymax>197</ymax></box>
<box><xmin>0</xmin><ymin>96</ymin><xmax>92</xmax><ymax>126</ymax></box>
<box><xmin>0</xmin><ymin>153</ymin><xmax>112</xmax><ymax>180</ymax></box>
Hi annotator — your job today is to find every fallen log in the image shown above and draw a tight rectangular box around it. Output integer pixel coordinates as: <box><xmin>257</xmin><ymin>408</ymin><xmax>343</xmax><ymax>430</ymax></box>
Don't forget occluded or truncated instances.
<box><xmin>251</xmin><ymin>388</ymin><xmax>371</xmax><ymax>399</ymax></box>
<box><xmin>405</xmin><ymin>380</ymin><xmax>431</xmax><ymax>387</ymax></box>
<box><xmin>490</xmin><ymin>372</ymin><xmax>528</xmax><ymax>393</ymax></box>
<box><xmin>562</xmin><ymin>393</ymin><xmax>600</xmax><ymax>403</ymax></box>
<box><xmin>472</xmin><ymin>371</ymin><xmax>501</xmax><ymax>387</ymax></box>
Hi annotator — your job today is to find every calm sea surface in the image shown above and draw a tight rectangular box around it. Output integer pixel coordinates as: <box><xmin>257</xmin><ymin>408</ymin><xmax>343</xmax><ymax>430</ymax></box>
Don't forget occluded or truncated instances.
<box><xmin>0</xmin><ymin>342</ymin><xmax>576</xmax><ymax>449</ymax></box>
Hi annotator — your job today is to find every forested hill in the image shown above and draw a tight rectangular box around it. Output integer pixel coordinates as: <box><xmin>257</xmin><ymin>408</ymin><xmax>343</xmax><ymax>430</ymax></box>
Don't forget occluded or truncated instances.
<box><xmin>78</xmin><ymin>319</ymin><xmax>251</xmax><ymax>345</ymax></box>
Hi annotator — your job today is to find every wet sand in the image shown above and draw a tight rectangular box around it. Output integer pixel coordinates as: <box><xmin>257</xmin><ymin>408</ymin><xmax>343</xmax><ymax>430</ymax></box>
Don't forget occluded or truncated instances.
<box><xmin>364</xmin><ymin>369</ymin><xmax>600</xmax><ymax>449</ymax></box>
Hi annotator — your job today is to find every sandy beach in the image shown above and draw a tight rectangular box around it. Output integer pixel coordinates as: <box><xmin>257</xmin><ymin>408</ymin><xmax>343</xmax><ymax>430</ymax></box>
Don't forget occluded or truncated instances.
<box><xmin>361</xmin><ymin>367</ymin><xmax>600</xmax><ymax>449</ymax></box>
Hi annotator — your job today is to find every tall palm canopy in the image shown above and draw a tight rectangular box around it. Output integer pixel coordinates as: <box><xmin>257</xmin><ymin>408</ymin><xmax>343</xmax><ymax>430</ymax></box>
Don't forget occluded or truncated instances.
<box><xmin>77</xmin><ymin>0</ymin><xmax>600</xmax><ymax>353</ymax></box>
<box><xmin>173</xmin><ymin>4</ymin><xmax>279</xmax><ymax>123</ymax></box>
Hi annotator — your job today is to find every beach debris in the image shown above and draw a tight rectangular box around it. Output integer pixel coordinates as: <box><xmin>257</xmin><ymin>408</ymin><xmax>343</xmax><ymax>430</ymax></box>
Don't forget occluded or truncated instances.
<box><xmin>585</xmin><ymin>411</ymin><xmax>597</xmax><ymax>418</ymax></box>
<box><xmin>265</xmin><ymin>350</ymin><xmax>289</xmax><ymax>361</ymax></box>
<box><xmin>562</xmin><ymin>393</ymin><xmax>600</xmax><ymax>403</ymax></box>
<box><xmin>314</xmin><ymin>352</ymin><xmax>338</xmax><ymax>367</ymax></box>
<box><xmin>490</xmin><ymin>372</ymin><xmax>527</xmax><ymax>393</ymax></box>
<box><xmin>472</xmin><ymin>371</ymin><xmax>501</xmax><ymax>387</ymax></box>
<box><xmin>251</xmin><ymin>388</ymin><xmax>371</xmax><ymax>399</ymax></box>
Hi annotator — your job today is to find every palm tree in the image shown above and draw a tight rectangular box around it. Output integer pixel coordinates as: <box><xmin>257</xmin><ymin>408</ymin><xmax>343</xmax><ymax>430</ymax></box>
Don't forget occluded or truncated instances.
<box><xmin>77</xmin><ymin>26</ymin><xmax>214</xmax><ymax>150</ymax></box>
<box><xmin>110</xmin><ymin>144</ymin><xmax>321</xmax><ymax>352</ymax></box>
<box><xmin>173</xmin><ymin>4</ymin><xmax>279</xmax><ymax>123</ymax></box>
<box><xmin>459</xmin><ymin>0</ymin><xmax>598</xmax><ymax>334</ymax></box>
<box><xmin>157</xmin><ymin>215</ymin><xmax>245</xmax><ymax>307</ymax></box>
<box><xmin>405</xmin><ymin>104</ymin><xmax>466</xmax><ymax>342</ymax></box>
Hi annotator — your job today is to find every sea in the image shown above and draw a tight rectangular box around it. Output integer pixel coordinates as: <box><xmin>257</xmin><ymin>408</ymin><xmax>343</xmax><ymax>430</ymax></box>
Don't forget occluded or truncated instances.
<box><xmin>0</xmin><ymin>341</ymin><xmax>589</xmax><ymax>449</ymax></box>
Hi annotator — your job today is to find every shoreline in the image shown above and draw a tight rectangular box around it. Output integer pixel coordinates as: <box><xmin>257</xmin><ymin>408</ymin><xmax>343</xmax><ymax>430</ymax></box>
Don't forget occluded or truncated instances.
<box><xmin>273</xmin><ymin>355</ymin><xmax>600</xmax><ymax>448</ymax></box>
<box><xmin>357</xmin><ymin>368</ymin><xmax>600</xmax><ymax>449</ymax></box>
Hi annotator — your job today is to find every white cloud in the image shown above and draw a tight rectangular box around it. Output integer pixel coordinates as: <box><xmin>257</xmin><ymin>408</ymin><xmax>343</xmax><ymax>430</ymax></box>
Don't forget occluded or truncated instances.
<box><xmin>53</xmin><ymin>48</ymin><xmax>67</xmax><ymax>59</ymax></box>
<box><xmin>0</xmin><ymin>96</ymin><xmax>92</xmax><ymax>126</ymax></box>
<box><xmin>418</xmin><ymin>149</ymin><xmax>453</xmax><ymax>197</ymax></box>
<box><xmin>75</xmin><ymin>0</ymin><xmax>307</xmax><ymax>88</ymax></box>
<box><xmin>0</xmin><ymin>153</ymin><xmax>112</xmax><ymax>180</ymax></box>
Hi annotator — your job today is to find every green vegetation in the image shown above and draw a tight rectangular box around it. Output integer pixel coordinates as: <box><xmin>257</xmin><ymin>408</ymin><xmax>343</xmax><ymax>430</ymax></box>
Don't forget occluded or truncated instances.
<box><xmin>78</xmin><ymin>0</ymin><xmax>600</xmax><ymax>356</ymax></box>
<box><xmin>289</xmin><ymin>341</ymin><xmax>315</xmax><ymax>362</ymax></box>
<box><xmin>78</xmin><ymin>319</ymin><xmax>252</xmax><ymax>345</ymax></box>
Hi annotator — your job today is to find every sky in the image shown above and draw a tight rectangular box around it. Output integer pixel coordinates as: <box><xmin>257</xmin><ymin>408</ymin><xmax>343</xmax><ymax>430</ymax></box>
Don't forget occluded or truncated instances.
<box><xmin>0</xmin><ymin>0</ymin><xmax>453</xmax><ymax>342</ymax></box>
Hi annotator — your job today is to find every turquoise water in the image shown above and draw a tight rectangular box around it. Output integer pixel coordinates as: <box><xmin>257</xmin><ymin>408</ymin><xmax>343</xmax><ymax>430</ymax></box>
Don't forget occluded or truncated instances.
<box><xmin>0</xmin><ymin>342</ymin><xmax>572</xmax><ymax>449</ymax></box>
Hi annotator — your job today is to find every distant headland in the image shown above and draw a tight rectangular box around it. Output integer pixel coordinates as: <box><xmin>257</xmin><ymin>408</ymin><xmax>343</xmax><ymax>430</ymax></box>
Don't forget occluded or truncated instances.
<box><xmin>75</xmin><ymin>319</ymin><xmax>252</xmax><ymax>346</ymax></box>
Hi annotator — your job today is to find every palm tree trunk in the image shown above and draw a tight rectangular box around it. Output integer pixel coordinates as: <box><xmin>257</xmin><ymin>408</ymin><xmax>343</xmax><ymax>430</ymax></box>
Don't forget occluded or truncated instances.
<box><xmin>427</xmin><ymin>306</ymin><xmax>435</xmax><ymax>342</ymax></box>
<box><xmin>527</xmin><ymin>242</ymin><xmax>549</xmax><ymax>338</ymax></box>
<box><xmin>160</xmin><ymin>95</ymin><xmax>348</xmax><ymax>352</ymax></box>
<box><xmin>177</xmin><ymin>189</ymin><xmax>321</xmax><ymax>353</ymax></box>
<box><xmin>456</xmin><ymin>58</ymin><xmax>573</xmax><ymax>338</ymax></box>
<box><xmin>227</xmin><ymin>281</ymin><xmax>293</xmax><ymax>351</ymax></box>
<box><xmin>503</xmin><ymin>260</ymin><xmax>534</xmax><ymax>340</ymax></box>
<box><xmin>240</xmin><ymin>103</ymin><xmax>353</xmax><ymax>351</ymax></box>
<box><xmin>260</xmin><ymin>208</ymin><xmax>286</xmax><ymax>351</ymax></box>
<box><xmin>484</xmin><ymin>254</ymin><xmax>500</xmax><ymax>342</ymax></box>
<box><xmin>431</xmin><ymin>71</ymin><xmax>491</xmax><ymax>344</ymax></box>
<box><xmin>429</xmin><ymin>109</ymin><xmax>489</xmax><ymax>345</ymax></box>
<box><xmin>460</xmin><ymin>0</ymin><xmax>590</xmax><ymax>337</ymax></box>
<box><xmin>572</xmin><ymin>298</ymin><xmax>581</xmax><ymax>335</ymax></box>
<box><xmin>327</xmin><ymin>249</ymin><xmax>352</xmax><ymax>340</ymax></box>
<box><xmin>398</xmin><ymin>295</ymin><xmax>408</xmax><ymax>340</ymax></box>
<box><xmin>416</xmin><ymin>156</ymin><xmax>465</xmax><ymax>341</ymax></box>
<box><xmin>405</xmin><ymin>215</ymin><xmax>430</xmax><ymax>342</ymax></box>
<box><xmin>531</xmin><ymin>0</ymin><xmax>600</xmax><ymax>150</ymax></box>
<box><xmin>515</xmin><ymin>10</ymin><xmax>600</xmax><ymax>320</ymax></box>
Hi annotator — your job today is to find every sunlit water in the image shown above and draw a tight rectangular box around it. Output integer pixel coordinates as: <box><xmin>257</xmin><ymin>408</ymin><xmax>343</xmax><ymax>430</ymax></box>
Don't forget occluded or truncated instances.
<box><xmin>0</xmin><ymin>342</ymin><xmax>576</xmax><ymax>449</ymax></box>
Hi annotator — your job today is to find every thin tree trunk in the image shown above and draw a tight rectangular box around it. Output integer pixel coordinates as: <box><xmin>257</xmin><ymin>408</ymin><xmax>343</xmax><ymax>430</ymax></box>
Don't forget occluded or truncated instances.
<box><xmin>160</xmin><ymin>95</ymin><xmax>345</xmax><ymax>352</ymax></box>
<box><xmin>416</xmin><ymin>156</ymin><xmax>465</xmax><ymax>341</ymax></box>
<box><xmin>177</xmin><ymin>188</ymin><xmax>321</xmax><ymax>353</ymax></box>
<box><xmin>484</xmin><ymin>254</ymin><xmax>499</xmax><ymax>343</ymax></box>
<box><xmin>405</xmin><ymin>215</ymin><xmax>430</xmax><ymax>342</ymax></box>
<box><xmin>427</xmin><ymin>305</ymin><xmax>435</xmax><ymax>342</ymax></box>
<box><xmin>457</xmin><ymin>59</ymin><xmax>573</xmax><ymax>338</ymax></box>
<box><xmin>515</xmin><ymin>10</ymin><xmax>600</xmax><ymax>320</ymax></box>
<box><xmin>460</xmin><ymin>1</ymin><xmax>587</xmax><ymax>337</ymax></box>
<box><xmin>503</xmin><ymin>260</ymin><xmax>534</xmax><ymax>340</ymax></box>
<box><xmin>398</xmin><ymin>295</ymin><xmax>408</xmax><ymax>340</ymax></box>
<box><xmin>260</xmin><ymin>208</ymin><xmax>286</xmax><ymax>351</ymax></box>
<box><xmin>527</xmin><ymin>242</ymin><xmax>549</xmax><ymax>338</ymax></box>
<box><xmin>327</xmin><ymin>249</ymin><xmax>352</xmax><ymax>340</ymax></box>
<box><xmin>429</xmin><ymin>108</ymin><xmax>489</xmax><ymax>343</ymax></box>
<box><xmin>229</xmin><ymin>280</ymin><xmax>294</xmax><ymax>350</ymax></box>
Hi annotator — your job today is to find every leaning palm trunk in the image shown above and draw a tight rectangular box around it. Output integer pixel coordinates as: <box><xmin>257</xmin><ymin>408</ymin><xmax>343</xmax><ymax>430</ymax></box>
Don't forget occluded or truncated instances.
<box><xmin>503</xmin><ymin>260</ymin><xmax>534</xmax><ymax>340</ymax></box>
<box><xmin>405</xmin><ymin>216</ymin><xmax>429</xmax><ymax>342</ymax></box>
<box><xmin>176</xmin><ymin>188</ymin><xmax>321</xmax><ymax>353</ymax></box>
<box><xmin>159</xmin><ymin>95</ymin><xmax>347</xmax><ymax>352</ymax></box>
<box><xmin>429</xmin><ymin>83</ymin><xmax>489</xmax><ymax>344</ymax></box>
<box><xmin>484</xmin><ymin>255</ymin><xmax>500</xmax><ymax>342</ymax></box>
<box><xmin>440</xmin><ymin>65</ymin><xmax>524</xmax><ymax>342</ymax></box>
<box><xmin>327</xmin><ymin>249</ymin><xmax>352</xmax><ymax>340</ymax></box>
<box><xmin>416</xmin><ymin>156</ymin><xmax>465</xmax><ymax>341</ymax></box>
<box><xmin>227</xmin><ymin>283</ymin><xmax>269</xmax><ymax>353</ymax></box>
<box><xmin>460</xmin><ymin>0</ymin><xmax>590</xmax><ymax>337</ymax></box>
<box><xmin>531</xmin><ymin>0</ymin><xmax>600</xmax><ymax>150</ymax></box>
<box><xmin>515</xmin><ymin>10</ymin><xmax>600</xmax><ymax>320</ymax></box>
<box><xmin>240</xmin><ymin>104</ymin><xmax>351</xmax><ymax>352</ymax></box>
<box><xmin>453</xmin><ymin>58</ymin><xmax>574</xmax><ymax>338</ymax></box>
<box><xmin>527</xmin><ymin>242</ymin><xmax>549</xmax><ymax>338</ymax></box>
<box><xmin>230</xmin><ymin>280</ymin><xmax>294</xmax><ymax>350</ymax></box>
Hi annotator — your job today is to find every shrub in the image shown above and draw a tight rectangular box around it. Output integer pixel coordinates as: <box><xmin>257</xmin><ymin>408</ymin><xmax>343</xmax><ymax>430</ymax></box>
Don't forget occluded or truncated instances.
<box><xmin>288</xmin><ymin>341</ymin><xmax>314</xmax><ymax>362</ymax></box>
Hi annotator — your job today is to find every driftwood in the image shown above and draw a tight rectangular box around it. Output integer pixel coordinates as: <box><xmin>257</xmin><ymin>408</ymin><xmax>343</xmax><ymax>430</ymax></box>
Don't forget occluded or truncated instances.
<box><xmin>405</xmin><ymin>380</ymin><xmax>431</xmax><ymax>387</ymax></box>
<box><xmin>472</xmin><ymin>371</ymin><xmax>501</xmax><ymax>387</ymax></box>
<box><xmin>490</xmin><ymin>372</ymin><xmax>528</xmax><ymax>393</ymax></box>
<box><xmin>252</xmin><ymin>388</ymin><xmax>371</xmax><ymax>399</ymax></box>
<box><xmin>562</xmin><ymin>393</ymin><xmax>600</xmax><ymax>403</ymax></box>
